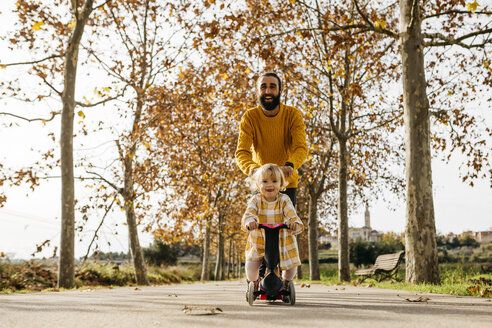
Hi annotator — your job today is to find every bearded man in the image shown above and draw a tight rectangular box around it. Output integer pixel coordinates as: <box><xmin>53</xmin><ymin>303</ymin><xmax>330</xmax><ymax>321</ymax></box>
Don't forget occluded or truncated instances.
<box><xmin>235</xmin><ymin>71</ymin><xmax>308</xmax><ymax>209</ymax></box>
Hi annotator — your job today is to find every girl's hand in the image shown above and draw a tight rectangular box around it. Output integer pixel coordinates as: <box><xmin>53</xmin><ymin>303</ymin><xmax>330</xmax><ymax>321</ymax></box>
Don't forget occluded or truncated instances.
<box><xmin>286</xmin><ymin>222</ymin><xmax>298</xmax><ymax>231</ymax></box>
<box><xmin>248</xmin><ymin>221</ymin><xmax>259</xmax><ymax>230</ymax></box>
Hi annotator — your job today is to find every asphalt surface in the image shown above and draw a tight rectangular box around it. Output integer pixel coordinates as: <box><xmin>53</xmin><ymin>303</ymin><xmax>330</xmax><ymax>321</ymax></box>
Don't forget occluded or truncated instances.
<box><xmin>1</xmin><ymin>281</ymin><xmax>491</xmax><ymax>327</ymax></box>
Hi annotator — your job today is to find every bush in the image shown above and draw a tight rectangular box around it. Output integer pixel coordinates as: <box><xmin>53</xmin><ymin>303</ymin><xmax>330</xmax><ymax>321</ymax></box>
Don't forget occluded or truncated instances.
<box><xmin>76</xmin><ymin>262</ymin><xmax>134</xmax><ymax>286</ymax></box>
<box><xmin>0</xmin><ymin>261</ymin><xmax>57</xmax><ymax>292</ymax></box>
<box><xmin>143</xmin><ymin>239</ymin><xmax>178</xmax><ymax>266</ymax></box>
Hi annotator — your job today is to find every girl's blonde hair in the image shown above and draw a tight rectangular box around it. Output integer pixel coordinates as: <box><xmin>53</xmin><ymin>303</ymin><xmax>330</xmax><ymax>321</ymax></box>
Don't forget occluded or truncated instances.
<box><xmin>247</xmin><ymin>163</ymin><xmax>288</xmax><ymax>192</ymax></box>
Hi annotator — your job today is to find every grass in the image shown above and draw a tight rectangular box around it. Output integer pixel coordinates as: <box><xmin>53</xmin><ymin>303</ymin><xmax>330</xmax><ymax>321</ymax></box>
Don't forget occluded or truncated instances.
<box><xmin>0</xmin><ymin>260</ymin><xmax>202</xmax><ymax>294</ymax></box>
<box><xmin>2</xmin><ymin>260</ymin><xmax>491</xmax><ymax>298</ymax></box>
<box><xmin>296</xmin><ymin>262</ymin><xmax>492</xmax><ymax>298</ymax></box>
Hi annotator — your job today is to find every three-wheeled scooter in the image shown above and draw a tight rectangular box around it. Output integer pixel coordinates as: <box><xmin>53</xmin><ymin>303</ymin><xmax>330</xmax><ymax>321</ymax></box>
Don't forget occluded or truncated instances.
<box><xmin>246</xmin><ymin>223</ymin><xmax>296</xmax><ymax>306</ymax></box>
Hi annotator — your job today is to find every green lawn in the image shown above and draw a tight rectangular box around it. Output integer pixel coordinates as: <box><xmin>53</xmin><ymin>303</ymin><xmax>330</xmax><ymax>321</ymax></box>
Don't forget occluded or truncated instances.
<box><xmin>296</xmin><ymin>262</ymin><xmax>492</xmax><ymax>298</ymax></box>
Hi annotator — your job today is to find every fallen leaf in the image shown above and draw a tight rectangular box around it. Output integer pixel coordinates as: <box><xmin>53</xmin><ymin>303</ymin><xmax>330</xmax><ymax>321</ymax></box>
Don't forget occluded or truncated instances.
<box><xmin>335</xmin><ymin>287</ymin><xmax>345</xmax><ymax>291</ymax></box>
<box><xmin>81</xmin><ymin>288</ymin><xmax>95</xmax><ymax>293</ymax></box>
<box><xmin>168</xmin><ymin>293</ymin><xmax>178</xmax><ymax>297</ymax></box>
<box><xmin>182</xmin><ymin>305</ymin><xmax>223</xmax><ymax>315</ymax></box>
<box><xmin>467</xmin><ymin>285</ymin><xmax>481</xmax><ymax>294</ymax></box>
<box><xmin>405</xmin><ymin>296</ymin><xmax>430</xmax><ymax>302</ymax></box>
<box><xmin>134</xmin><ymin>287</ymin><xmax>141</xmax><ymax>291</ymax></box>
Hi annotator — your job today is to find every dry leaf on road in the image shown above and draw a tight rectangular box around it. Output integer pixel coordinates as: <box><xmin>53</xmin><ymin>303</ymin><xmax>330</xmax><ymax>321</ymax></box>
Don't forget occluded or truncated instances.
<box><xmin>182</xmin><ymin>305</ymin><xmax>223</xmax><ymax>315</ymax></box>
<box><xmin>404</xmin><ymin>296</ymin><xmax>430</xmax><ymax>302</ymax></box>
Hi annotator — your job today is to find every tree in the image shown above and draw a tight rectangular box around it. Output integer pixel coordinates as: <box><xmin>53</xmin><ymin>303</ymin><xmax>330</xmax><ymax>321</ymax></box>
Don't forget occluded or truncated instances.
<box><xmin>397</xmin><ymin>0</ymin><xmax>441</xmax><ymax>284</ymax></box>
<box><xmin>146</xmin><ymin>61</ymin><xmax>250</xmax><ymax>280</ymax></box>
<box><xmin>73</xmin><ymin>0</ymin><xmax>208</xmax><ymax>285</ymax></box>
<box><xmin>1</xmin><ymin>0</ymin><xmax>110</xmax><ymax>288</ymax></box>
<box><xmin>58</xmin><ymin>0</ymin><xmax>98</xmax><ymax>290</ymax></box>
<box><xmin>352</xmin><ymin>0</ymin><xmax>491</xmax><ymax>283</ymax></box>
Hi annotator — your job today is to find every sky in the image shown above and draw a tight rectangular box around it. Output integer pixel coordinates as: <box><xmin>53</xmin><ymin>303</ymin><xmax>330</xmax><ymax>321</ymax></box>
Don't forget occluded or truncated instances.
<box><xmin>0</xmin><ymin>2</ymin><xmax>491</xmax><ymax>260</ymax></box>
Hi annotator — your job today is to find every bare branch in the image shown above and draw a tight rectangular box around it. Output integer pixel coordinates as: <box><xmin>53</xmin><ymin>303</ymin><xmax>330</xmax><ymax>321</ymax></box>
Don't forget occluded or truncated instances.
<box><xmin>0</xmin><ymin>54</ymin><xmax>64</xmax><ymax>68</ymax></box>
<box><xmin>75</xmin><ymin>89</ymin><xmax>125</xmax><ymax>108</ymax></box>
<box><xmin>32</xmin><ymin>67</ymin><xmax>62</xmax><ymax>96</ymax></box>
<box><xmin>80</xmin><ymin>197</ymin><xmax>116</xmax><ymax>266</ymax></box>
<box><xmin>352</xmin><ymin>115</ymin><xmax>400</xmax><ymax>135</ymax></box>
<box><xmin>0</xmin><ymin>110</ymin><xmax>60</xmax><ymax>123</ymax></box>
<box><xmin>93</xmin><ymin>0</ymin><xmax>111</xmax><ymax>11</ymax></box>
<box><xmin>423</xmin><ymin>28</ymin><xmax>492</xmax><ymax>48</ymax></box>
<box><xmin>86</xmin><ymin>170</ymin><xmax>121</xmax><ymax>192</ymax></box>
<box><xmin>424</xmin><ymin>10</ymin><xmax>492</xmax><ymax>20</ymax></box>
<box><xmin>352</xmin><ymin>0</ymin><xmax>398</xmax><ymax>39</ymax></box>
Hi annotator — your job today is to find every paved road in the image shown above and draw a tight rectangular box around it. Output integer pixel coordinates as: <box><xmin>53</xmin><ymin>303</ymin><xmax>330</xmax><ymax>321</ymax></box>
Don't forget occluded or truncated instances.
<box><xmin>1</xmin><ymin>281</ymin><xmax>491</xmax><ymax>327</ymax></box>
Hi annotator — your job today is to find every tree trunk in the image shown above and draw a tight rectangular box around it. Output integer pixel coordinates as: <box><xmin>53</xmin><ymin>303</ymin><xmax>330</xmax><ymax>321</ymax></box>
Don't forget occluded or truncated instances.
<box><xmin>296</xmin><ymin>235</ymin><xmax>303</xmax><ymax>279</ymax></box>
<box><xmin>220</xmin><ymin>238</ymin><xmax>227</xmax><ymax>280</ymax></box>
<box><xmin>58</xmin><ymin>0</ymin><xmax>94</xmax><ymax>289</ymax></box>
<box><xmin>399</xmin><ymin>0</ymin><xmax>440</xmax><ymax>284</ymax></box>
<box><xmin>234</xmin><ymin>242</ymin><xmax>239</xmax><ymax>278</ymax></box>
<box><xmin>337</xmin><ymin>137</ymin><xmax>350</xmax><ymax>282</ymax></box>
<box><xmin>226</xmin><ymin>238</ymin><xmax>232</xmax><ymax>279</ymax></box>
<box><xmin>308</xmin><ymin>195</ymin><xmax>320</xmax><ymax>280</ymax></box>
<box><xmin>201</xmin><ymin>217</ymin><xmax>211</xmax><ymax>280</ymax></box>
<box><xmin>214</xmin><ymin>217</ymin><xmax>224</xmax><ymax>281</ymax></box>
<box><xmin>125</xmin><ymin>201</ymin><xmax>148</xmax><ymax>285</ymax></box>
<box><xmin>121</xmin><ymin>89</ymin><xmax>149</xmax><ymax>286</ymax></box>
<box><xmin>236</xmin><ymin>243</ymin><xmax>241</xmax><ymax>278</ymax></box>
<box><xmin>124</xmin><ymin>155</ymin><xmax>149</xmax><ymax>285</ymax></box>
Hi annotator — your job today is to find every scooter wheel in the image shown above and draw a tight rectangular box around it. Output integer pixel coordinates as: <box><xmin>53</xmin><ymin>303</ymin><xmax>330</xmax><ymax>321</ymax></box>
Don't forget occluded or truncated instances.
<box><xmin>248</xmin><ymin>281</ymin><xmax>255</xmax><ymax>306</ymax></box>
<box><xmin>288</xmin><ymin>280</ymin><xmax>295</xmax><ymax>305</ymax></box>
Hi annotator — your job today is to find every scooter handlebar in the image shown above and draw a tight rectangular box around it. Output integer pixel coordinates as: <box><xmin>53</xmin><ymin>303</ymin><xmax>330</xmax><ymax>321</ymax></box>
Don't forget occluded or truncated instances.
<box><xmin>258</xmin><ymin>223</ymin><xmax>288</xmax><ymax>230</ymax></box>
<box><xmin>247</xmin><ymin>223</ymin><xmax>289</xmax><ymax>230</ymax></box>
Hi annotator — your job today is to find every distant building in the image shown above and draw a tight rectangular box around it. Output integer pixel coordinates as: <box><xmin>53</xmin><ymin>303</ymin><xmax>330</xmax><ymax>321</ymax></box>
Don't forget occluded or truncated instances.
<box><xmin>461</xmin><ymin>230</ymin><xmax>475</xmax><ymax>238</ymax></box>
<box><xmin>475</xmin><ymin>228</ymin><xmax>492</xmax><ymax>244</ymax></box>
<box><xmin>349</xmin><ymin>205</ymin><xmax>380</xmax><ymax>242</ymax></box>
<box><xmin>445</xmin><ymin>232</ymin><xmax>457</xmax><ymax>241</ymax></box>
<box><xmin>320</xmin><ymin>205</ymin><xmax>380</xmax><ymax>249</ymax></box>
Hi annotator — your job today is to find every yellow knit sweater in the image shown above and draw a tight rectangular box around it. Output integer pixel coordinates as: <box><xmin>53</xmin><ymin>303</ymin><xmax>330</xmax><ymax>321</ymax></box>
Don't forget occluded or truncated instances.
<box><xmin>235</xmin><ymin>104</ymin><xmax>308</xmax><ymax>188</ymax></box>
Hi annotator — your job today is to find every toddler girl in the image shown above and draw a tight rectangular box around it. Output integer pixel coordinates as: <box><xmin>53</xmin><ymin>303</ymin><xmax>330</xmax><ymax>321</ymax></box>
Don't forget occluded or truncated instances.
<box><xmin>242</xmin><ymin>163</ymin><xmax>303</xmax><ymax>287</ymax></box>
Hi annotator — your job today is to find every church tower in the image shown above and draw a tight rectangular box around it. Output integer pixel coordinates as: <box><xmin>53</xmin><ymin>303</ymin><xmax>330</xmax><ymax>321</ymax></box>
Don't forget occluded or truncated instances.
<box><xmin>364</xmin><ymin>204</ymin><xmax>371</xmax><ymax>228</ymax></box>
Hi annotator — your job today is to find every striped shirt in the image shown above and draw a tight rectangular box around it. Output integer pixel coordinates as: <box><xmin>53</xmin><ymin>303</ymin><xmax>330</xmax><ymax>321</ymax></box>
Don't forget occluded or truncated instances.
<box><xmin>242</xmin><ymin>193</ymin><xmax>303</xmax><ymax>270</ymax></box>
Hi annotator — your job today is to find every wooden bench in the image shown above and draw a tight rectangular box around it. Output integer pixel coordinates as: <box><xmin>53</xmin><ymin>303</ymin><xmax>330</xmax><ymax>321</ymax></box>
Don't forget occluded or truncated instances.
<box><xmin>355</xmin><ymin>251</ymin><xmax>404</xmax><ymax>282</ymax></box>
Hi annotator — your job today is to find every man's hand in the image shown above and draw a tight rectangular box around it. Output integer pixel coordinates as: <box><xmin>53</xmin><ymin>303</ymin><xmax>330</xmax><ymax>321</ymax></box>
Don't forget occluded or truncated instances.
<box><xmin>281</xmin><ymin>165</ymin><xmax>293</xmax><ymax>178</ymax></box>
<box><xmin>247</xmin><ymin>221</ymin><xmax>259</xmax><ymax>230</ymax></box>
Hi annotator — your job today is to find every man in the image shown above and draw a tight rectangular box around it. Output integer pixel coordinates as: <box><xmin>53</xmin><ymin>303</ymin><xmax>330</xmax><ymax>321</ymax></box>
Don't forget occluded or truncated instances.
<box><xmin>235</xmin><ymin>72</ymin><xmax>308</xmax><ymax>207</ymax></box>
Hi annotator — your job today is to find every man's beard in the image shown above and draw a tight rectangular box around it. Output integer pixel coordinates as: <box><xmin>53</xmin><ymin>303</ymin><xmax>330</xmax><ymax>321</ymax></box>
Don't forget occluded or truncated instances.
<box><xmin>259</xmin><ymin>93</ymin><xmax>280</xmax><ymax>111</ymax></box>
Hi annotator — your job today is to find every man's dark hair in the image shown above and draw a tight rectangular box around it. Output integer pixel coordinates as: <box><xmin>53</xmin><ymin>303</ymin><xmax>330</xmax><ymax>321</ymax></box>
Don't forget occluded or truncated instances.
<box><xmin>258</xmin><ymin>72</ymin><xmax>282</xmax><ymax>91</ymax></box>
